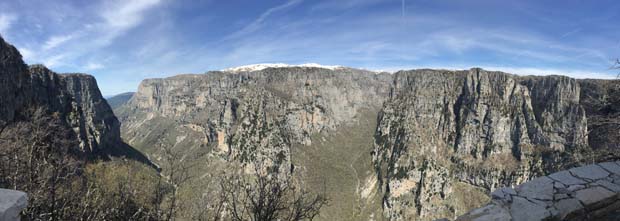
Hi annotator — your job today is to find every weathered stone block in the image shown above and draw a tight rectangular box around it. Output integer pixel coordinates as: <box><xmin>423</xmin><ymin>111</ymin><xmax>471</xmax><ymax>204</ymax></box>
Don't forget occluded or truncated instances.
<box><xmin>491</xmin><ymin>187</ymin><xmax>516</xmax><ymax>202</ymax></box>
<box><xmin>510</xmin><ymin>196</ymin><xmax>552</xmax><ymax>221</ymax></box>
<box><xmin>554</xmin><ymin>193</ymin><xmax>570</xmax><ymax>200</ymax></box>
<box><xmin>574</xmin><ymin>186</ymin><xmax>616</xmax><ymax>209</ymax></box>
<box><xmin>553</xmin><ymin>181</ymin><xmax>566</xmax><ymax>189</ymax></box>
<box><xmin>567</xmin><ymin>184</ymin><xmax>585</xmax><ymax>192</ymax></box>
<box><xmin>0</xmin><ymin>189</ymin><xmax>28</xmax><ymax>221</ymax></box>
<box><xmin>569</xmin><ymin>165</ymin><xmax>610</xmax><ymax>181</ymax></box>
<box><xmin>515</xmin><ymin>176</ymin><xmax>554</xmax><ymax>201</ymax></box>
<box><xmin>595</xmin><ymin>180</ymin><xmax>620</xmax><ymax>193</ymax></box>
<box><xmin>612</xmin><ymin>174</ymin><xmax>620</xmax><ymax>184</ymax></box>
<box><xmin>456</xmin><ymin>203</ymin><xmax>511</xmax><ymax>221</ymax></box>
<box><xmin>554</xmin><ymin>198</ymin><xmax>584</xmax><ymax>220</ymax></box>
<box><xmin>549</xmin><ymin>170</ymin><xmax>586</xmax><ymax>186</ymax></box>
<box><xmin>599</xmin><ymin>162</ymin><xmax>620</xmax><ymax>176</ymax></box>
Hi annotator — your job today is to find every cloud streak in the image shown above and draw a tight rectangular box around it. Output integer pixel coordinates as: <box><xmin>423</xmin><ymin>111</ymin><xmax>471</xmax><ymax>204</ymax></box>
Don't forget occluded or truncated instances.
<box><xmin>226</xmin><ymin>0</ymin><xmax>303</xmax><ymax>39</ymax></box>
<box><xmin>2</xmin><ymin>0</ymin><xmax>618</xmax><ymax>96</ymax></box>
<box><xmin>97</xmin><ymin>0</ymin><xmax>162</xmax><ymax>45</ymax></box>
<box><xmin>0</xmin><ymin>13</ymin><xmax>16</xmax><ymax>35</ymax></box>
<box><xmin>19</xmin><ymin>0</ymin><xmax>163</xmax><ymax>69</ymax></box>
<box><xmin>42</xmin><ymin>34</ymin><xmax>75</xmax><ymax>50</ymax></box>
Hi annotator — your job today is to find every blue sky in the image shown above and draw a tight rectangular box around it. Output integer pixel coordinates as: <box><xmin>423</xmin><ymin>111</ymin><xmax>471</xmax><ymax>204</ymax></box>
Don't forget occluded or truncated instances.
<box><xmin>0</xmin><ymin>0</ymin><xmax>618</xmax><ymax>96</ymax></box>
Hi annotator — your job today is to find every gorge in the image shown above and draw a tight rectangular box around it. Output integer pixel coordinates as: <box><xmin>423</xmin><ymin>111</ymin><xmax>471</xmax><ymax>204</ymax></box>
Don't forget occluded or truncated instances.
<box><xmin>114</xmin><ymin>65</ymin><xmax>619</xmax><ymax>220</ymax></box>
<box><xmin>1</xmin><ymin>34</ymin><xmax>619</xmax><ymax>220</ymax></box>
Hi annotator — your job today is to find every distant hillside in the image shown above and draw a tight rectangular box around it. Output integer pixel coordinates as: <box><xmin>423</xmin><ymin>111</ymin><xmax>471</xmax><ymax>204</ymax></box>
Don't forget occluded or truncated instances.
<box><xmin>106</xmin><ymin>92</ymin><xmax>135</xmax><ymax>110</ymax></box>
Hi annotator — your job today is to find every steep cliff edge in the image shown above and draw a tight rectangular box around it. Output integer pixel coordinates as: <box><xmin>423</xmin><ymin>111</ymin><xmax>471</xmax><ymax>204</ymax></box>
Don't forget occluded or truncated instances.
<box><xmin>373</xmin><ymin>68</ymin><xmax>619</xmax><ymax>220</ymax></box>
<box><xmin>116</xmin><ymin>68</ymin><xmax>393</xmax><ymax>219</ymax></box>
<box><xmin>0</xmin><ymin>35</ymin><xmax>147</xmax><ymax>161</ymax></box>
<box><xmin>115</xmin><ymin>63</ymin><xmax>619</xmax><ymax>220</ymax></box>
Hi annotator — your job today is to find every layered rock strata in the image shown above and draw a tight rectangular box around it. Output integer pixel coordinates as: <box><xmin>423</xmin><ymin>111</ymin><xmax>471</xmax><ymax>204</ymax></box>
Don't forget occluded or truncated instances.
<box><xmin>118</xmin><ymin>67</ymin><xmax>620</xmax><ymax>220</ymax></box>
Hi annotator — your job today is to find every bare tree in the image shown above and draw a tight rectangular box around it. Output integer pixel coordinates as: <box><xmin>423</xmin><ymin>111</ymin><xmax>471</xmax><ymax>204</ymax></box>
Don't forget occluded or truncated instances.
<box><xmin>152</xmin><ymin>144</ymin><xmax>195</xmax><ymax>221</ymax></box>
<box><xmin>0</xmin><ymin>107</ymin><xmax>163</xmax><ymax>220</ymax></box>
<box><xmin>0</xmin><ymin>107</ymin><xmax>85</xmax><ymax>220</ymax></box>
<box><xmin>218</xmin><ymin>164</ymin><xmax>328</xmax><ymax>221</ymax></box>
<box><xmin>188</xmin><ymin>182</ymin><xmax>226</xmax><ymax>221</ymax></box>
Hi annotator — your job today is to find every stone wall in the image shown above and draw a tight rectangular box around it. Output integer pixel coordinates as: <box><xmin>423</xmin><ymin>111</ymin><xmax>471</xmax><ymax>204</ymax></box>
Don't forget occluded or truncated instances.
<box><xmin>0</xmin><ymin>189</ymin><xmax>28</xmax><ymax>221</ymax></box>
<box><xmin>453</xmin><ymin>161</ymin><xmax>620</xmax><ymax>221</ymax></box>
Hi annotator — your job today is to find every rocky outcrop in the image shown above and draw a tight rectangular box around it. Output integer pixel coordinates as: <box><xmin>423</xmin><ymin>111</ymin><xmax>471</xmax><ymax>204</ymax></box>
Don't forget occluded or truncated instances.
<box><xmin>455</xmin><ymin>161</ymin><xmax>620</xmax><ymax>221</ymax></box>
<box><xmin>0</xmin><ymin>189</ymin><xmax>28</xmax><ymax>221</ymax></box>
<box><xmin>0</xmin><ymin>35</ymin><xmax>146</xmax><ymax>161</ymax></box>
<box><xmin>27</xmin><ymin>65</ymin><xmax>123</xmax><ymax>154</ymax></box>
<box><xmin>372</xmin><ymin>69</ymin><xmax>619</xmax><ymax>220</ymax></box>
<box><xmin>579</xmin><ymin>79</ymin><xmax>620</xmax><ymax>152</ymax></box>
<box><xmin>0</xmin><ymin>35</ymin><xmax>29</xmax><ymax>126</ymax></box>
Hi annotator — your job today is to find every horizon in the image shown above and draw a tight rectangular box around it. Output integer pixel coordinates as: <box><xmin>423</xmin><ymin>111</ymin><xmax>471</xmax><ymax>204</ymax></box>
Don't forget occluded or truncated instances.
<box><xmin>1</xmin><ymin>0</ymin><xmax>619</xmax><ymax>96</ymax></box>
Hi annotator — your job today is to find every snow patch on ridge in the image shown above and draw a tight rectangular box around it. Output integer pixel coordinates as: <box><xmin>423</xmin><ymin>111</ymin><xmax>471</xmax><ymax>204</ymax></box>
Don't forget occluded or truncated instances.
<box><xmin>222</xmin><ymin>63</ymin><xmax>345</xmax><ymax>73</ymax></box>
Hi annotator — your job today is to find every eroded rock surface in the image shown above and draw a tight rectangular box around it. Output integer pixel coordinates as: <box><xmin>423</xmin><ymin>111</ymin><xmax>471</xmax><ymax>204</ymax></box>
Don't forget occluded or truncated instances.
<box><xmin>372</xmin><ymin>69</ymin><xmax>620</xmax><ymax>220</ymax></box>
<box><xmin>0</xmin><ymin>35</ymin><xmax>146</xmax><ymax>160</ymax></box>
<box><xmin>456</xmin><ymin>162</ymin><xmax>620</xmax><ymax>221</ymax></box>
<box><xmin>118</xmin><ymin>68</ymin><xmax>392</xmax><ymax>172</ymax></box>
<box><xmin>117</xmin><ymin>66</ymin><xmax>620</xmax><ymax>220</ymax></box>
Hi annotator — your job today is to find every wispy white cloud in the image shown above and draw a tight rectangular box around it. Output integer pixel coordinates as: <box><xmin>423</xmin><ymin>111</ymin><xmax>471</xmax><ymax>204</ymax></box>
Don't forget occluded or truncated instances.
<box><xmin>17</xmin><ymin>47</ymin><xmax>33</xmax><ymax>60</ymax></box>
<box><xmin>0</xmin><ymin>13</ymin><xmax>16</xmax><ymax>35</ymax></box>
<box><xmin>311</xmin><ymin>0</ymin><xmax>384</xmax><ymax>11</ymax></box>
<box><xmin>560</xmin><ymin>28</ymin><xmax>582</xmax><ymax>38</ymax></box>
<box><xmin>42</xmin><ymin>54</ymin><xmax>67</xmax><ymax>68</ymax></box>
<box><xmin>227</xmin><ymin>0</ymin><xmax>303</xmax><ymax>39</ymax></box>
<box><xmin>97</xmin><ymin>0</ymin><xmax>162</xmax><ymax>45</ymax></box>
<box><xmin>85</xmin><ymin>62</ymin><xmax>104</xmax><ymax>71</ymax></box>
<box><xmin>22</xmin><ymin>0</ymin><xmax>163</xmax><ymax>70</ymax></box>
<box><xmin>3</xmin><ymin>0</ymin><xmax>616</xmax><ymax>96</ymax></box>
<box><xmin>42</xmin><ymin>34</ymin><xmax>75</xmax><ymax>50</ymax></box>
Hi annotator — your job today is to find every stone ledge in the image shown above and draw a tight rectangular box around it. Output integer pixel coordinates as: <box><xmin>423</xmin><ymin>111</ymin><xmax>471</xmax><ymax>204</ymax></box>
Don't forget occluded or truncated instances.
<box><xmin>0</xmin><ymin>189</ymin><xmax>28</xmax><ymax>221</ymax></box>
<box><xmin>449</xmin><ymin>162</ymin><xmax>620</xmax><ymax>221</ymax></box>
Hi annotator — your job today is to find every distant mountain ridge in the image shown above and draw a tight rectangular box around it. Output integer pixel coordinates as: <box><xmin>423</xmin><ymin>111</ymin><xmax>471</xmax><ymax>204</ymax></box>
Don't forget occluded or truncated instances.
<box><xmin>222</xmin><ymin>63</ymin><xmax>346</xmax><ymax>72</ymax></box>
<box><xmin>106</xmin><ymin>92</ymin><xmax>135</xmax><ymax>110</ymax></box>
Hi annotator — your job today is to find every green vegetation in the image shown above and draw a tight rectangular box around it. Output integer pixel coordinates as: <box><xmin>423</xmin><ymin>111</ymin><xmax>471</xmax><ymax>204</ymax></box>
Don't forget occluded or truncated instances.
<box><xmin>290</xmin><ymin>109</ymin><xmax>386</xmax><ymax>221</ymax></box>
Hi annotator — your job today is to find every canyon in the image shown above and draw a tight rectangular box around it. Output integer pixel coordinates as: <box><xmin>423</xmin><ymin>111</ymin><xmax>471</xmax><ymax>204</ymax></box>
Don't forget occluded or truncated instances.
<box><xmin>114</xmin><ymin>66</ymin><xmax>619</xmax><ymax>220</ymax></box>
<box><xmin>0</xmin><ymin>33</ymin><xmax>619</xmax><ymax>220</ymax></box>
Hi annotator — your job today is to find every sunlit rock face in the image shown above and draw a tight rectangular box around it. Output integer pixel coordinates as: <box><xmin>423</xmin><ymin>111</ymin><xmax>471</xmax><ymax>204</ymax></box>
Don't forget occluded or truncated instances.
<box><xmin>372</xmin><ymin>68</ymin><xmax>618</xmax><ymax>220</ymax></box>
<box><xmin>0</xmin><ymin>35</ymin><xmax>140</xmax><ymax>159</ymax></box>
<box><xmin>119</xmin><ymin>68</ymin><xmax>392</xmax><ymax>172</ymax></box>
<box><xmin>117</xmin><ymin>64</ymin><xmax>619</xmax><ymax>220</ymax></box>
<box><xmin>27</xmin><ymin>65</ymin><xmax>123</xmax><ymax>154</ymax></box>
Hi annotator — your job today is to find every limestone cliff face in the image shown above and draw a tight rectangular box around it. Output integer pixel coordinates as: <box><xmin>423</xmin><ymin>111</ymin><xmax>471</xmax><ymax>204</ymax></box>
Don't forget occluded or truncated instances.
<box><xmin>578</xmin><ymin>79</ymin><xmax>620</xmax><ymax>152</ymax></box>
<box><xmin>372</xmin><ymin>68</ymin><xmax>617</xmax><ymax>220</ymax></box>
<box><xmin>0</xmin><ymin>36</ymin><xmax>139</xmax><ymax>159</ymax></box>
<box><xmin>27</xmin><ymin>65</ymin><xmax>123</xmax><ymax>154</ymax></box>
<box><xmin>117</xmin><ymin>65</ymin><xmax>619</xmax><ymax>220</ymax></box>
<box><xmin>0</xmin><ymin>35</ymin><xmax>29</xmax><ymax>126</ymax></box>
<box><xmin>119</xmin><ymin>68</ymin><xmax>392</xmax><ymax>172</ymax></box>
